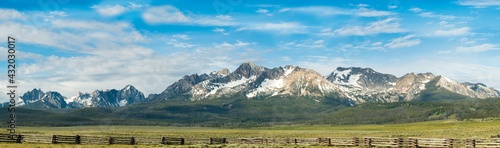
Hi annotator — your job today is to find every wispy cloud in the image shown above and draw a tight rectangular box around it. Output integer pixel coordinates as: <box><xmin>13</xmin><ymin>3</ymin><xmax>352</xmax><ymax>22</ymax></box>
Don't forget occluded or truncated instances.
<box><xmin>92</xmin><ymin>4</ymin><xmax>127</xmax><ymax>17</ymax></box>
<box><xmin>456</xmin><ymin>44</ymin><xmax>499</xmax><ymax>52</ymax></box>
<box><xmin>435</xmin><ymin>27</ymin><xmax>471</xmax><ymax>36</ymax></box>
<box><xmin>419</xmin><ymin>12</ymin><xmax>471</xmax><ymax>20</ymax></box>
<box><xmin>408</xmin><ymin>7</ymin><xmax>423</xmax><ymax>13</ymax></box>
<box><xmin>141</xmin><ymin>5</ymin><xmax>235</xmax><ymax>26</ymax></box>
<box><xmin>213</xmin><ymin>28</ymin><xmax>229</xmax><ymax>35</ymax></box>
<box><xmin>332</xmin><ymin>18</ymin><xmax>405</xmax><ymax>36</ymax></box>
<box><xmin>384</xmin><ymin>34</ymin><xmax>421</xmax><ymax>49</ymax></box>
<box><xmin>172</xmin><ymin>34</ymin><xmax>190</xmax><ymax>40</ymax></box>
<box><xmin>142</xmin><ymin>5</ymin><xmax>189</xmax><ymax>24</ymax></box>
<box><xmin>256</xmin><ymin>8</ymin><xmax>273</xmax><ymax>16</ymax></box>
<box><xmin>297</xmin><ymin>40</ymin><xmax>326</xmax><ymax>49</ymax></box>
<box><xmin>457</xmin><ymin>0</ymin><xmax>500</xmax><ymax>8</ymax></box>
<box><xmin>279</xmin><ymin>6</ymin><xmax>393</xmax><ymax>17</ymax></box>
<box><xmin>239</xmin><ymin>22</ymin><xmax>307</xmax><ymax>34</ymax></box>
<box><xmin>0</xmin><ymin>8</ymin><xmax>25</xmax><ymax>20</ymax></box>
<box><xmin>167</xmin><ymin>39</ymin><xmax>195</xmax><ymax>48</ymax></box>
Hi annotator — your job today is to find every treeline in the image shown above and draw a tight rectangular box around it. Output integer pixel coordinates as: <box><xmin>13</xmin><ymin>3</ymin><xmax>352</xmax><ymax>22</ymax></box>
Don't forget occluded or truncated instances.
<box><xmin>1</xmin><ymin>96</ymin><xmax>500</xmax><ymax>127</ymax></box>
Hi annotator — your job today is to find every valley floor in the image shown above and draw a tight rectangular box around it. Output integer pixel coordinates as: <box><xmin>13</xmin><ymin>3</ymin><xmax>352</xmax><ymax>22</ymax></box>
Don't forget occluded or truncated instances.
<box><xmin>3</xmin><ymin>119</ymin><xmax>500</xmax><ymax>147</ymax></box>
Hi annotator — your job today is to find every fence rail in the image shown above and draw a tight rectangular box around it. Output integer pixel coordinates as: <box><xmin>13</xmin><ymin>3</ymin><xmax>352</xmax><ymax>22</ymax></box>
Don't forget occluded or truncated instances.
<box><xmin>2</xmin><ymin>134</ymin><xmax>500</xmax><ymax>147</ymax></box>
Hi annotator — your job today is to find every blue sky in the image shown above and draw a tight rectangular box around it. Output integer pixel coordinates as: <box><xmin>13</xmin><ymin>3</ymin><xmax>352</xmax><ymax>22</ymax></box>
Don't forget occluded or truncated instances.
<box><xmin>1</xmin><ymin>0</ymin><xmax>500</xmax><ymax>101</ymax></box>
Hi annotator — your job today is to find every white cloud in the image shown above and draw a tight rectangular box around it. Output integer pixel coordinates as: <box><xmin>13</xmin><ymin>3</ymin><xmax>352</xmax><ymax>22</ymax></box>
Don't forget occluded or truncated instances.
<box><xmin>241</xmin><ymin>22</ymin><xmax>307</xmax><ymax>34</ymax></box>
<box><xmin>167</xmin><ymin>39</ymin><xmax>195</xmax><ymax>48</ymax></box>
<box><xmin>456</xmin><ymin>44</ymin><xmax>499</xmax><ymax>52</ymax></box>
<box><xmin>371</xmin><ymin>42</ymin><xmax>383</xmax><ymax>47</ymax></box>
<box><xmin>409</xmin><ymin>7</ymin><xmax>423</xmax><ymax>13</ymax></box>
<box><xmin>357</xmin><ymin>4</ymin><xmax>369</xmax><ymax>7</ymax></box>
<box><xmin>438</xmin><ymin>21</ymin><xmax>455</xmax><ymax>28</ymax></box>
<box><xmin>388</xmin><ymin>5</ymin><xmax>398</xmax><ymax>9</ymax></box>
<box><xmin>172</xmin><ymin>34</ymin><xmax>190</xmax><ymax>40</ymax></box>
<box><xmin>282</xmin><ymin>56</ymin><xmax>292</xmax><ymax>61</ymax></box>
<box><xmin>0</xmin><ymin>8</ymin><xmax>25</xmax><ymax>20</ymax></box>
<box><xmin>256</xmin><ymin>8</ymin><xmax>273</xmax><ymax>16</ymax></box>
<box><xmin>0</xmin><ymin>19</ymin><xmax>146</xmax><ymax>57</ymax></box>
<box><xmin>213</xmin><ymin>28</ymin><xmax>229</xmax><ymax>35</ymax></box>
<box><xmin>128</xmin><ymin>2</ymin><xmax>145</xmax><ymax>9</ymax></box>
<box><xmin>384</xmin><ymin>34</ymin><xmax>421</xmax><ymax>49</ymax></box>
<box><xmin>435</xmin><ymin>27</ymin><xmax>471</xmax><ymax>36</ymax></box>
<box><xmin>459</xmin><ymin>37</ymin><xmax>477</xmax><ymax>44</ymax></box>
<box><xmin>141</xmin><ymin>6</ymin><xmax>234</xmax><ymax>26</ymax></box>
<box><xmin>142</xmin><ymin>5</ymin><xmax>189</xmax><ymax>24</ymax></box>
<box><xmin>334</xmin><ymin>18</ymin><xmax>405</xmax><ymax>36</ymax></box>
<box><xmin>457</xmin><ymin>0</ymin><xmax>500</xmax><ymax>8</ymax></box>
<box><xmin>92</xmin><ymin>4</ymin><xmax>127</xmax><ymax>17</ymax></box>
<box><xmin>419</xmin><ymin>12</ymin><xmax>471</xmax><ymax>20</ymax></box>
<box><xmin>194</xmin><ymin>15</ymin><xmax>235</xmax><ymax>26</ymax></box>
<box><xmin>296</xmin><ymin>40</ymin><xmax>326</xmax><ymax>49</ymax></box>
<box><xmin>235</xmin><ymin>40</ymin><xmax>251</xmax><ymax>47</ymax></box>
<box><xmin>216</xmin><ymin>15</ymin><xmax>232</xmax><ymax>20</ymax></box>
<box><xmin>2</xmin><ymin>41</ymin><xmax>259</xmax><ymax>100</ymax></box>
<box><xmin>356</xmin><ymin>7</ymin><xmax>393</xmax><ymax>17</ymax></box>
<box><xmin>49</xmin><ymin>11</ymin><xmax>67</xmax><ymax>17</ymax></box>
<box><xmin>278</xmin><ymin>6</ymin><xmax>393</xmax><ymax>17</ymax></box>
<box><xmin>215</xmin><ymin>41</ymin><xmax>253</xmax><ymax>49</ymax></box>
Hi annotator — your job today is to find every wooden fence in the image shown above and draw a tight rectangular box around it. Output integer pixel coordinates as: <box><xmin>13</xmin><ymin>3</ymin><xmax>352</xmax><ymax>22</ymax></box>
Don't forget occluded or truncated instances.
<box><xmin>2</xmin><ymin>134</ymin><xmax>500</xmax><ymax>147</ymax></box>
<box><xmin>466</xmin><ymin>138</ymin><xmax>500</xmax><ymax>148</ymax></box>
<box><xmin>408</xmin><ymin>137</ymin><xmax>454</xmax><ymax>148</ymax></box>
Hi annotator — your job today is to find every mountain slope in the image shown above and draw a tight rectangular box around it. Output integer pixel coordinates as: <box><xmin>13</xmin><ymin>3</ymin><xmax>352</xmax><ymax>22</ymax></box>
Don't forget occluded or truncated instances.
<box><xmin>149</xmin><ymin>63</ymin><xmax>342</xmax><ymax>102</ymax></box>
<box><xmin>15</xmin><ymin>85</ymin><xmax>146</xmax><ymax>109</ymax></box>
<box><xmin>150</xmin><ymin>63</ymin><xmax>500</xmax><ymax>104</ymax></box>
<box><xmin>10</xmin><ymin>62</ymin><xmax>500</xmax><ymax>109</ymax></box>
<box><xmin>68</xmin><ymin>85</ymin><xmax>147</xmax><ymax>108</ymax></box>
<box><xmin>17</xmin><ymin>88</ymin><xmax>67</xmax><ymax>108</ymax></box>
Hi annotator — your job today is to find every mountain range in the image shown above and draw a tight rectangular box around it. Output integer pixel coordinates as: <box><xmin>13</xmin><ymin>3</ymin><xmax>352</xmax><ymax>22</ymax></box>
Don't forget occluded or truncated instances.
<box><xmin>5</xmin><ymin>62</ymin><xmax>500</xmax><ymax>109</ymax></box>
<box><xmin>6</xmin><ymin>85</ymin><xmax>146</xmax><ymax>108</ymax></box>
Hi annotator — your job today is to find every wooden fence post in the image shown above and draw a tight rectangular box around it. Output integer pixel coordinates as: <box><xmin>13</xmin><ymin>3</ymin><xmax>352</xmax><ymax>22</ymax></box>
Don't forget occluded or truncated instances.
<box><xmin>130</xmin><ymin>136</ymin><xmax>135</xmax><ymax>145</ymax></box>
<box><xmin>446</xmin><ymin>139</ymin><xmax>453</xmax><ymax>148</ymax></box>
<box><xmin>210</xmin><ymin>138</ymin><xmax>213</xmax><ymax>144</ymax></box>
<box><xmin>181</xmin><ymin>138</ymin><xmax>185</xmax><ymax>145</ymax></box>
<box><xmin>409</xmin><ymin>138</ymin><xmax>418</xmax><ymax>148</ymax></box>
<box><xmin>364</xmin><ymin>138</ymin><xmax>372</xmax><ymax>147</ymax></box>
<box><xmin>327</xmin><ymin>138</ymin><xmax>331</xmax><ymax>146</ymax></box>
<box><xmin>16</xmin><ymin>134</ymin><xmax>23</xmax><ymax>143</ymax></box>
<box><xmin>395</xmin><ymin>138</ymin><xmax>403</xmax><ymax>148</ymax></box>
<box><xmin>109</xmin><ymin>137</ymin><xmax>114</xmax><ymax>144</ymax></box>
<box><xmin>353</xmin><ymin>137</ymin><xmax>359</xmax><ymax>146</ymax></box>
<box><xmin>466</xmin><ymin>139</ymin><xmax>475</xmax><ymax>148</ymax></box>
<box><xmin>52</xmin><ymin>135</ymin><xmax>57</xmax><ymax>144</ymax></box>
<box><xmin>75</xmin><ymin>135</ymin><xmax>81</xmax><ymax>144</ymax></box>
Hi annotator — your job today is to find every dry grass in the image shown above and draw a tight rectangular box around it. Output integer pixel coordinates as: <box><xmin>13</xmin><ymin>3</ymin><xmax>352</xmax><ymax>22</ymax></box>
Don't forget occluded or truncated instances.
<box><xmin>2</xmin><ymin>119</ymin><xmax>500</xmax><ymax>147</ymax></box>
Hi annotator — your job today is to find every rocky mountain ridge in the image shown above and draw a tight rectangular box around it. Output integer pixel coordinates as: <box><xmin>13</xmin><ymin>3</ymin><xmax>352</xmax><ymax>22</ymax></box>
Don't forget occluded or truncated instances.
<box><xmin>12</xmin><ymin>85</ymin><xmax>146</xmax><ymax>109</ymax></box>
<box><xmin>8</xmin><ymin>62</ymin><xmax>500</xmax><ymax>108</ymax></box>
<box><xmin>148</xmin><ymin>62</ymin><xmax>500</xmax><ymax>105</ymax></box>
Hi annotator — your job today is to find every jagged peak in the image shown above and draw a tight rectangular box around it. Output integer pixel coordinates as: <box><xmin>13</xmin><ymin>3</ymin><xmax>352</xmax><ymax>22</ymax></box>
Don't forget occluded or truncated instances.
<box><xmin>401</xmin><ymin>72</ymin><xmax>434</xmax><ymax>78</ymax></box>
<box><xmin>123</xmin><ymin>84</ymin><xmax>137</xmax><ymax>90</ymax></box>
<box><xmin>283</xmin><ymin>65</ymin><xmax>298</xmax><ymax>69</ymax></box>
<box><xmin>233</xmin><ymin>62</ymin><xmax>267</xmax><ymax>78</ymax></box>
<box><xmin>210</xmin><ymin>68</ymin><xmax>230</xmax><ymax>76</ymax></box>
<box><xmin>29</xmin><ymin>88</ymin><xmax>44</xmax><ymax>93</ymax></box>
<box><xmin>237</xmin><ymin>62</ymin><xmax>264</xmax><ymax>70</ymax></box>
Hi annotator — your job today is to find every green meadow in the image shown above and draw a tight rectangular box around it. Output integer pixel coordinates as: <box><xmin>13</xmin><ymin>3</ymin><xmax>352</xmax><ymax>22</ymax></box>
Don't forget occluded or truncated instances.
<box><xmin>1</xmin><ymin>119</ymin><xmax>499</xmax><ymax>147</ymax></box>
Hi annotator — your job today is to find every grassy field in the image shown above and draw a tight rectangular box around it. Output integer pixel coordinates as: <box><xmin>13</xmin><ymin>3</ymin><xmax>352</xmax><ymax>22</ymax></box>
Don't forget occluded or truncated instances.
<box><xmin>3</xmin><ymin>119</ymin><xmax>500</xmax><ymax>147</ymax></box>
